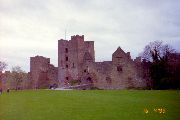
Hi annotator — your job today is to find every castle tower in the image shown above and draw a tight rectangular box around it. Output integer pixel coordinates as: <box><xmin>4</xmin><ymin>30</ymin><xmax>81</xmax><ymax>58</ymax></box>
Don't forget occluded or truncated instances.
<box><xmin>30</xmin><ymin>56</ymin><xmax>50</xmax><ymax>88</ymax></box>
<box><xmin>58</xmin><ymin>35</ymin><xmax>95</xmax><ymax>87</ymax></box>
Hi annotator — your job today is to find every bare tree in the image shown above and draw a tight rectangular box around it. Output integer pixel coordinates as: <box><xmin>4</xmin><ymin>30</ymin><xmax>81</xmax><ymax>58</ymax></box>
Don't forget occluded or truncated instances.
<box><xmin>11</xmin><ymin>66</ymin><xmax>27</xmax><ymax>90</ymax></box>
<box><xmin>142</xmin><ymin>40</ymin><xmax>174</xmax><ymax>62</ymax></box>
<box><xmin>141</xmin><ymin>40</ymin><xmax>177</xmax><ymax>89</ymax></box>
<box><xmin>0</xmin><ymin>61</ymin><xmax>7</xmax><ymax>89</ymax></box>
<box><xmin>0</xmin><ymin>61</ymin><xmax>7</xmax><ymax>71</ymax></box>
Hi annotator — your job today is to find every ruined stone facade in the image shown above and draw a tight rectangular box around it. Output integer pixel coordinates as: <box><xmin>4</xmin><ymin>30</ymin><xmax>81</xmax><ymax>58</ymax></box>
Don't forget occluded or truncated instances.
<box><xmin>58</xmin><ymin>35</ymin><xmax>95</xmax><ymax>87</ymax></box>
<box><xmin>30</xmin><ymin>56</ymin><xmax>58</xmax><ymax>88</ymax></box>
<box><xmin>29</xmin><ymin>35</ymin><xmax>149</xmax><ymax>89</ymax></box>
<box><xmin>58</xmin><ymin>35</ymin><xmax>147</xmax><ymax>89</ymax></box>
<box><xmin>1</xmin><ymin>35</ymin><xmax>179</xmax><ymax>90</ymax></box>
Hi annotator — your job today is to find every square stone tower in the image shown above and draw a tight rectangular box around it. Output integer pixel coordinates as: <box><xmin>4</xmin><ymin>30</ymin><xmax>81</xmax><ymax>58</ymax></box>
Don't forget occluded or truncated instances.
<box><xmin>58</xmin><ymin>35</ymin><xmax>95</xmax><ymax>86</ymax></box>
<box><xmin>30</xmin><ymin>56</ymin><xmax>58</xmax><ymax>88</ymax></box>
<box><xmin>30</xmin><ymin>56</ymin><xmax>50</xmax><ymax>88</ymax></box>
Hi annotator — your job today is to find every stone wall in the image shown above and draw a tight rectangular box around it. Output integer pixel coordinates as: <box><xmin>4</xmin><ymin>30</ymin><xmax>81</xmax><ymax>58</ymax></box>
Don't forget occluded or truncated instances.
<box><xmin>30</xmin><ymin>56</ymin><xmax>58</xmax><ymax>88</ymax></box>
<box><xmin>58</xmin><ymin>35</ymin><xmax>94</xmax><ymax>87</ymax></box>
<box><xmin>80</xmin><ymin>47</ymin><xmax>147</xmax><ymax>89</ymax></box>
<box><xmin>58</xmin><ymin>35</ymin><xmax>148</xmax><ymax>89</ymax></box>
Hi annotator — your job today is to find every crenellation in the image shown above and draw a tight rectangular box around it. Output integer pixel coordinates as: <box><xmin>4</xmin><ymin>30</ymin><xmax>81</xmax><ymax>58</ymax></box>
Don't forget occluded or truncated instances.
<box><xmin>71</xmin><ymin>35</ymin><xmax>84</xmax><ymax>41</ymax></box>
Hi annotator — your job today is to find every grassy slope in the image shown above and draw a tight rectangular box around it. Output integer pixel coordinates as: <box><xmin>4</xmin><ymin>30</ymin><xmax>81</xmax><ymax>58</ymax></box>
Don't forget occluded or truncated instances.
<box><xmin>0</xmin><ymin>90</ymin><xmax>180</xmax><ymax>120</ymax></box>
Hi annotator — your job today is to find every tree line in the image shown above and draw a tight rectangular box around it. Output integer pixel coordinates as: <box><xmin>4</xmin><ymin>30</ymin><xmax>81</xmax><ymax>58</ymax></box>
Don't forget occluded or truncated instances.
<box><xmin>141</xmin><ymin>40</ymin><xmax>180</xmax><ymax>89</ymax></box>
<box><xmin>0</xmin><ymin>63</ymin><xmax>30</xmax><ymax>90</ymax></box>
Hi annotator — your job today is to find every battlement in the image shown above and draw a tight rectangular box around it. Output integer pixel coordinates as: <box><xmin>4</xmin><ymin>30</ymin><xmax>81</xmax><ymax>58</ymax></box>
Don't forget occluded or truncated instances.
<box><xmin>30</xmin><ymin>55</ymin><xmax>50</xmax><ymax>63</ymax></box>
<box><xmin>85</xmin><ymin>41</ymin><xmax>94</xmax><ymax>43</ymax></box>
<box><xmin>58</xmin><ymin>39</ymin><xmax>68</xmax><ymax>42</ymax></box>
<box><xmin>71</xmin><ymin>35</ymin><xmax>84</xmax><ymax>41</ymax></box>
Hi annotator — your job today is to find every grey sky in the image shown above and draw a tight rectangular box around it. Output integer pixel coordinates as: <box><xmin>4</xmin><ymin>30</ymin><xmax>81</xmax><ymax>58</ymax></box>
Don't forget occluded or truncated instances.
<box><xmin>0</xmin><ymin>0</ymin><xmax>180</xmax><ymax>72</ymax></box>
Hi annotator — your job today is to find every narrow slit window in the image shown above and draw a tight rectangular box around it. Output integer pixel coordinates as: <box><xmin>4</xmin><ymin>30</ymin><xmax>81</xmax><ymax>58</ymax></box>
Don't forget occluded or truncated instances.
<box><xmin>66</xmin><ymin>56</ymin><xmax>68</xmax><ymax>61</ymax></box>
<box><xmin>65</xmin><ymin>48</ymin><xmax>68</xmax><ymax>53</ymax></box>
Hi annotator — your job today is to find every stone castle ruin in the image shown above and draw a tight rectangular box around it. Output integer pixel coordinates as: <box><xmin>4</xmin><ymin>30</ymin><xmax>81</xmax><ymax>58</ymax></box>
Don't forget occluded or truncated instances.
<box><xmin>29</xmin><ymin>35</ymin><xmax>149</xmax><ymax>89</ymax></box>
<box><xmin>30</xmin><ymin>56</ymin><xmax>58</xmax><ymax>89</ymax></box>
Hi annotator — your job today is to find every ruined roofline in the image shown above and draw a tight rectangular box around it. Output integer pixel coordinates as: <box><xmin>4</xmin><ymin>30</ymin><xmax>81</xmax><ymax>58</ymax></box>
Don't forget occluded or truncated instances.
<box><xmin>58</xmin><ymin>39</ymin><xmax>68</xmax><ymax>41</ymax></box>
<box><xmin>58</xmin><ymin>35</ymin><xmax>84</xmax><ymax>41</ymax></box>
<box><xmin>85</xmin><ymin>41</ymin><xmax>94</xmax><ymax>42</ymax></box>
<box><xmin>134</xmin><ymin>57</ymin><xmax>142</xmax><ymax>62</ymax></box>
<box><xmin>95</xmin><ymin>61</ymin><xmax>112</xmax><ymax>64</ymax></box>
<box><xmin>58</xmin><ymin>35</ymin><xmax>94</xmax><ymax>43</ymax></box>
<box><xmin>30</xmin><ymin>55</ymin><xmax>50</xmax><ymax>59</ymax></box>
<box><xmin>113</xmin><ymin>46</ymin><xmax>130</xmax><ymax>56</ymax></box>
<box><xmin>49</xmin><ymin>63</ymin><xmax>58</xmax><ymax>68</ymax></box>
<box><xmin>30</xmin><ymin>55</ymin><xmax>57</xmax><ymax>67</ymax></box>
<box><xmin>71</xmin><ymin>35</ymin><xmax>84</xmax><ymax>40</ymax></box>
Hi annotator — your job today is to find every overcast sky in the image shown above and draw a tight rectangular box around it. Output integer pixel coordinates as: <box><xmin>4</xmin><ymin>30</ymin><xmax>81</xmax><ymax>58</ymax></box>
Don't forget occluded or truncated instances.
<box><xmin>0</xmin><ymin>0</ymin><xmax>180</xmax><ymax>72</ymax></box>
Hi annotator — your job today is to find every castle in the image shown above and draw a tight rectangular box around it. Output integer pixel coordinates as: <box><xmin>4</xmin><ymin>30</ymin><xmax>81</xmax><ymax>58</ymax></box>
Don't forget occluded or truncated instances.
<box><xmin>1</xmin><ymin>35</ymin><xmax>180</xmax><ymax>90</ymax></box>
<box><xmin>29</xmin><ymin>35</ymin><xmax>149</xmax><ymax>89</ymax></box>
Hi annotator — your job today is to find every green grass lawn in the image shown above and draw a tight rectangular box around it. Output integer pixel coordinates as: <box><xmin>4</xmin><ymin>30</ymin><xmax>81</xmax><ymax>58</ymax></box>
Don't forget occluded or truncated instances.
<box><xmin>0</xmin><ymin>90</ymin><xmax>180</xmax><ymax>120</ymax></box>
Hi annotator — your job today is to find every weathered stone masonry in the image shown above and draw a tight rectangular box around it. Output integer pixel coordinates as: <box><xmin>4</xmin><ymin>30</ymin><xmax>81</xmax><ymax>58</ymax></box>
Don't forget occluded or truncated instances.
<box><xmin>30</xmin><ymin>56</ymin><xmax>58</xmax><ymax>88</ymax></box>
<box><xmin>29</xmin><ymin>35</ymin><xmax>149</xmax><ymax>89</ymax></box>
<box><xmin>57</xmin><ymin>35</ymin><xmax>147</xmax><ymax>89</ymax></box>
<box><xmin>58</xmin><ymin>35</ymin><xmax>95</xmax><ymax>87</ymax></box>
